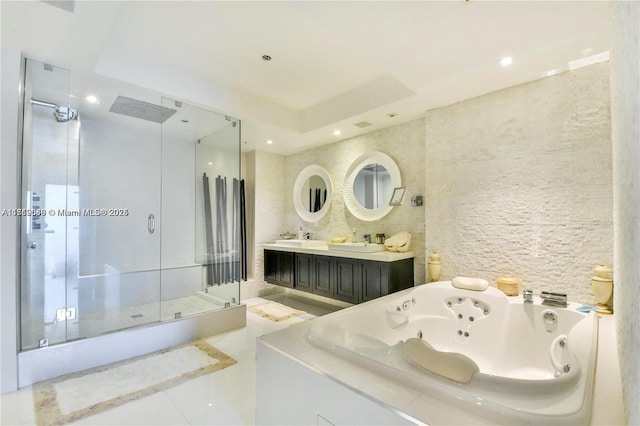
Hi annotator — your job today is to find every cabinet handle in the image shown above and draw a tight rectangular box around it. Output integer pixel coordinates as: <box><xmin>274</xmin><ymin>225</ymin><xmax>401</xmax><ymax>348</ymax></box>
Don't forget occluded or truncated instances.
<box><xmin>148</xmin><ymin>214</ymin><xmax>155</xmax><ymax>234</ymax></box>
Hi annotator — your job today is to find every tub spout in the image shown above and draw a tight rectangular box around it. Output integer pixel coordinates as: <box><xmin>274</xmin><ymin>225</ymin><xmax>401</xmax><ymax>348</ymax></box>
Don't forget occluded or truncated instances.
<box><xmin>523</xmin><ymin>289</ymin><xmax>533</xmax><ymax>303</ymax></box>
<box><xmin>541</xmin><ymin>291</ymin><xmax>568</xmax><ymax>308</ymax></box>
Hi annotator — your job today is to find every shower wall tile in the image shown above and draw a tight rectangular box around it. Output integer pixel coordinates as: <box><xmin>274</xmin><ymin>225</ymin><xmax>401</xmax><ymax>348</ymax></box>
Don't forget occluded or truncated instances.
<box><xmin>424</xmin><ymin>62</ymin><xmax>612</xmax><ymax>303</ymax></box>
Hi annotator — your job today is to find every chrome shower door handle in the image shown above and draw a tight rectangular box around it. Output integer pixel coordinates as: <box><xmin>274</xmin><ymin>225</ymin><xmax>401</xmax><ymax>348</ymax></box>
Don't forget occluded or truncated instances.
<box><xmin>148</xmin><ymin>213</ymin><xmax>155</xmax><ymax>234</ymax></box>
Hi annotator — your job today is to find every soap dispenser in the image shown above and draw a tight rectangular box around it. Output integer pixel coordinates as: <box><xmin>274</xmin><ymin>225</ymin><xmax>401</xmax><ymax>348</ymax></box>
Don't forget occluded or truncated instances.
<box><xmin>297</xmin><ymin>226</ymin><xmax>304</xmax><ymax>240</ymax></box>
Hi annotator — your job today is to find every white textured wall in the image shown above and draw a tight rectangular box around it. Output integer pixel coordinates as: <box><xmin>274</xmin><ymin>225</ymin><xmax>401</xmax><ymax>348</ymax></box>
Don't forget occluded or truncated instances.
<box><xmin>0</xmin><ymin>47</ymin><xmax>21</xmax><ymax>392</ymax></box>
<box><xmin>611</xmin><ymin>2</ymin><xmax>640</xmax><ymax>424</ymax></box>
<box><xmin>243</xmin><ymin>151</ymin><xmax>255</xmax><ymax>281</ymax></box>
<box><xmin>284</xmin><ymin>119</ymin><xmax>426</xmax><ymax>285</ymax></box>
<box><xmin>249</xmin><ymin>150</ymin><xmax>286</xmax><ymax>296</ymax></box>
<box><xmin>424</xmin><ymin>62</ymin><xmax>612</xmax><ymax>303</ymax></box>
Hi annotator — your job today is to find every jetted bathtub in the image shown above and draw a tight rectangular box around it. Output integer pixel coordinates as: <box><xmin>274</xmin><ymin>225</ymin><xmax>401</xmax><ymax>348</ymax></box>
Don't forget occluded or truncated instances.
<box><xmin>307</xmin><ymin>281</ymin><xmax>598</xmax><ymax>425</ymax></box>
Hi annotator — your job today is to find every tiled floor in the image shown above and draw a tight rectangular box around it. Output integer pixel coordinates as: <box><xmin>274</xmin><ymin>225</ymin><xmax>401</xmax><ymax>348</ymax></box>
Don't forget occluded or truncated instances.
<box><xmin>1</xmin><ymin>296</ymin><xmax>341</xmax><ymax>425</ymax></box>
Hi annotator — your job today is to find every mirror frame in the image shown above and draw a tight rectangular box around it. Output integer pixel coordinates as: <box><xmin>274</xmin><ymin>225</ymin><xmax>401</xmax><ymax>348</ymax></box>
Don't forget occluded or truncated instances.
<box><xmin>343</xmin><ymin>151</ymin><xmax>402</xmax><ymax>221</ymax></box>
<box><xmin>293</xmin><ymin>164</ymin><xmax>333</xmax><ymax>222</ymax></box>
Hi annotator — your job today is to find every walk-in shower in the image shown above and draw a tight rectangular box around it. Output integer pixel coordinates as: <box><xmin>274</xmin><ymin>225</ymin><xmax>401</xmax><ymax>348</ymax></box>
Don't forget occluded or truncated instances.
<box><xmin>18</xmin><ymin>58</ymin><xmax>245</xmax><ymax>385</ymax></box>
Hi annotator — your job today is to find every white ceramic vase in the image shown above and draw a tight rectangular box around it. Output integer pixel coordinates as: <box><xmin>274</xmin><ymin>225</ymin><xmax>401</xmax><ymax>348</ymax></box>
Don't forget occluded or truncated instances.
<box><xmin>427</xmin><ymin>252</ymin><xmax>441</xmax><ymax>282</ymax></box>
<box><xmin>591</xmin><ymin>264</ymin><xmax>613</xmax><ymax>314</ymax></box>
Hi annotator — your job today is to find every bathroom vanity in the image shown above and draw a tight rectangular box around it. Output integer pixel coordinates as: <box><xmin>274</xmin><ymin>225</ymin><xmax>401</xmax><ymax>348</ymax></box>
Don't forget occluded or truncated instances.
<box><xmin>263</xmin><ymin>245</ymin><xmax>414</xmax><ymax>304</ymax></box>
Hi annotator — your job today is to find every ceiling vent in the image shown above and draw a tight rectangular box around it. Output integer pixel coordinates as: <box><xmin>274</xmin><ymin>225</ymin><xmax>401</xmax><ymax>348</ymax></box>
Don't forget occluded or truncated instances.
<box><xmin>353</xmin><ymin>121</ymin><xmax>373</xmax><ymax>128</ymax></box>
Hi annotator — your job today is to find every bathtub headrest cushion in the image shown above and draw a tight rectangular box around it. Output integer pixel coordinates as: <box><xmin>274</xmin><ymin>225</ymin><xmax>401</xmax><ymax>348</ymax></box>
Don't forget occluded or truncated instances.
<box><xmin>451</xmin><ymin>277</ymin><xmax>489</xmax><ymax>291</ymax></box>
<box><xmin>403</xmin><ymin>338</ymin><xmax>479</xmax><ymax>383</ymax></box>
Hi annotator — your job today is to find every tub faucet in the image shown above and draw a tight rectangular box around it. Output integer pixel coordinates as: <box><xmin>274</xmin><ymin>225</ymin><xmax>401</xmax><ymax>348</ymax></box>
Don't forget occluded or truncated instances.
<box><xmin>523</xmin><ymin>289</ymin><xmax>533</xmax><ymax>303</ymax></box>
<box><xmin>541</xmin><ymin>291</ymin><xmax>568</xmax><ymax>308</ymax></box>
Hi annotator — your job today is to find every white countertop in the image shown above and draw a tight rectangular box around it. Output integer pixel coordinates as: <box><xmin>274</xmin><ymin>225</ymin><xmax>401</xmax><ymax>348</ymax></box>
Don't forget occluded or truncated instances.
<box><xmin>262</xmin><ymin>243</ymin><xmax>415</xmax><ymax>262</ymax></box>
<box><xmin>257</xmin><ymin>310</ymin><xmax>624</xmax><ymax>425</ymax></box>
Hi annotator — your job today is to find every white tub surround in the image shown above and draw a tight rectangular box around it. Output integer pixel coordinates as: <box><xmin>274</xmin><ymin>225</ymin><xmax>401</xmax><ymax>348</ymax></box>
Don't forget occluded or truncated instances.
<box><xmin>256</xmin><ymin>282</ymin><xmax>622</xmax><ymax>425</ymax></box>
<box><xmin>262</xmin><ymin>243</ymin><xmax>414</xmax><ymax>262</ymax></box>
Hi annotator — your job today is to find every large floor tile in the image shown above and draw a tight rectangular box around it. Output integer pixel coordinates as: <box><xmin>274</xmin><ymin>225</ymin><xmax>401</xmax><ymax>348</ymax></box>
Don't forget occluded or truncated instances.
<box><xmin>190</xmin><ymin>394</ymin><xmax>255</xmax><ymax>426</ymax></box>
<box><xmin>70</xmin><ymin>391</ymin><xmax>188</xmax><ymax>425</ymax></box>
<box><xmin>0</xmin><ymin>296</ymin><xmax>322</xmax><ymax>426</ymax></box>
<box><xmin>0</xmin><ymin>386</ymin><xmax>36</xmax><ymax>426</ymax></box>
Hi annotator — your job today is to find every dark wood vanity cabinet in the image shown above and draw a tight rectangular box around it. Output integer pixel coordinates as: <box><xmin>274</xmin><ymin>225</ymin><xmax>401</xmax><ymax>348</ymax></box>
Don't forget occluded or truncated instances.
<box><xmin>333</xmin><ymin>257</ymin><xmax>360</xmax><ymax>304</ymax></box>
<box><xmin>294</xmin><ymin>253</ymin><xmax>314</xmax><ymax>292</ymax></box>
<box><xmin>264</xmin><ymin>249</ymin><xmax>413</xmax><ymax>303</ymax></box>
<box><xmin>264</xmin><ymin>250</ymin><xmax>295</xmax><ymax>288</ymax></box>
<box><xmin>313</xmin><ymin>255</ymin><xmax>334</xmax><ymax>298</ymax></box>
<box><xmin>360</xmin><ymin>260</ymin><xmax>386</xmax><ymax>302</ymax></box>
<box><xmin>359</xmin><ymin>258</ymin><xmax>414</xmax><ymax>303</ymax></box>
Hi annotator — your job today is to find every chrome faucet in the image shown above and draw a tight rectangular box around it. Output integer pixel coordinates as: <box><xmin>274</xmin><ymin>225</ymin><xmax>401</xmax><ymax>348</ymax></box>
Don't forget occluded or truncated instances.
<box><xmin>523</xmin><ymin>289</ymin><xmax>533</xmax><ymax>303</ymax></box>
<box><xmin>541</xmin><ymin>291</ymin><xmax>568</xmax><ymax>308</ymax></box>
<box><xmin>363</xmin><ymin>234</ymin><xmax>372</xmax><ymax>244</ymax></box>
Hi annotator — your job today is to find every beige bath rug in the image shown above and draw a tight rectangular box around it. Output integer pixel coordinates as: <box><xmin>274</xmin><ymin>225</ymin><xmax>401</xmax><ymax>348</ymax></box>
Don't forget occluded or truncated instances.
<box><xmin>32</xmin><ymin>340</ymin><xmax>236</xmax><ymax>426</ymax></box>
<box><xmin>248</xmin><ymin>301</ymin><xmax>307</xmax><ymax>322</ymax></box>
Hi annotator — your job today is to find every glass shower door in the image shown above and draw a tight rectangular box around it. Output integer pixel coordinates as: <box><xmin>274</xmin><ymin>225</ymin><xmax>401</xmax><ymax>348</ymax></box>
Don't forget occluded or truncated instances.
<box><xmin>20</xmin><ymin>59</ymin><xmax>76</xmax><ymax>350</ymax></box>
<box><xmin>160</xmin><ymin>97</ymin><xmax>241</xmax><ymax>318</ymax></box>
<box><xmin>75</xmin><ymin>94</ymin><xmax>163</xmax><ymax>339</ymax></box>
<box><xmin>19</xmin><ymin>58</ymin><xmax>164</xmax><ymax>350</ymax></box>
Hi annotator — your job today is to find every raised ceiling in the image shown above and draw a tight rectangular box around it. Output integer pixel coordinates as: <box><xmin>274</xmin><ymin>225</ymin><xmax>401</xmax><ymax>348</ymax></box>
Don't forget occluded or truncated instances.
<box><xmin>1</xmin><ymin>1</ymin><xmax>610</xmax><ymax>155</ymax></box>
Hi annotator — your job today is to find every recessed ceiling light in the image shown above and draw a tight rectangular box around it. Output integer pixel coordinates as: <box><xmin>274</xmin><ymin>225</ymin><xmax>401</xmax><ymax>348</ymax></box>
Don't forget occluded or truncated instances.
<box><xmin>85</xmin><ymin>95</ymin><xmax>98</xmax><ymax>104</ymax></box>
<box><xmin>208</xmin><ymin>162</ymin><xmax>213</xmax><ymax>165</ymax></box>
<box><xmin>266</xmin><ymin>139</ymin><xmax>273</xmax><ymax>144</ymax></box>
<box><xmin>500</xmin><ymin>56</ymin><xmax>513</xmax><ymax>67</ymax></box>
<box><xmin>333</xmin><ymin>129</ymin><xmax>341</xmax><ymax>136</ymax></box>
<box><xmin>261</xmin><ymin>55</ymin><xmax>272</xmax><ymax>61</ymax></box>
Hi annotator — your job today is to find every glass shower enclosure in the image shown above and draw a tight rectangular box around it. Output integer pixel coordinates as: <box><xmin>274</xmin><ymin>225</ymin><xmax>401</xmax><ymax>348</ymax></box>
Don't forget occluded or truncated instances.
<box><xmin>19</xmin><ymin>58</ymin><xmax>242</xmax><ymax>351</ymax></box>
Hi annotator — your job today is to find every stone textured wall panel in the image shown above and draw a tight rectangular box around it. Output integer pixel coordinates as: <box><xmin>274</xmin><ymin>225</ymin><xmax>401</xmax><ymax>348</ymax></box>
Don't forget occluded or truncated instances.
<box><xmin>424</xmin><ymin>63</ymin><xmax>612</xmax><ymax>303</ymax></box>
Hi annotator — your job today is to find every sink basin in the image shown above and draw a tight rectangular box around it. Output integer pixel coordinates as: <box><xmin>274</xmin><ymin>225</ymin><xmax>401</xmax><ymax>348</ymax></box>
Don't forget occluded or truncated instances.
<box><xmin>274</xmin><ymin>239</ymin><xmax>327</xmax><ymax>248</ymax></box>
<box><xmin>328</xmin><ymin>242</ymin><xmax>386</xmax><ymax>253</ymax></box>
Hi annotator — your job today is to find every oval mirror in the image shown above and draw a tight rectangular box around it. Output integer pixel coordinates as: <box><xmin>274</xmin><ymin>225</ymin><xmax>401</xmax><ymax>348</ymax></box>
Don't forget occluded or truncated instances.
<box><xmin>353</xmin><ymin>163</ymin><xmax>392</xmax><ymax>209</ymax></box>
<box><xmin>344</xmin><ymin>152</ymin><xmax>401</xmax><ymax>221</ymax></box>
<box><xmin>293</xmin><ymin>164</ymin><xmax>332</xmax><ymax>222</ymax></box>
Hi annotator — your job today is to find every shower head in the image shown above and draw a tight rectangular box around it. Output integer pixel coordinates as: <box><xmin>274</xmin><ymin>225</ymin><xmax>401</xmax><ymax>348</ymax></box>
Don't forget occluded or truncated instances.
<box><xmin>109</xmin><ymin>96</ymin><xmax>176</xmax><ymax>124</ymax></box>
<box><xmin>54</xmin><ymin>106</ymin><xmax>78</xmax><ymax>122</ymax></box>
<box><xmin>30</xmin><ymin>98</ymin><xmax>78</xmax><ymax>122</ymax></box>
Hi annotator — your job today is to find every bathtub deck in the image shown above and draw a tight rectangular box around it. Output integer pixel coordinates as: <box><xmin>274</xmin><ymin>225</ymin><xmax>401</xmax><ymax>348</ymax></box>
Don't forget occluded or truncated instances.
<box><xmin>256</xmin><ymin>310</ymin><xmax>624</xmax><ymax>425</ymax></box>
